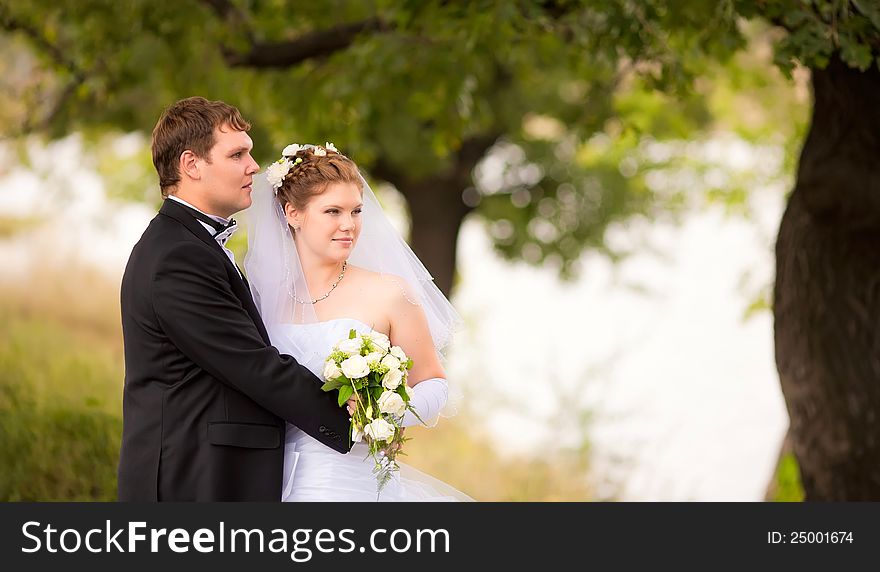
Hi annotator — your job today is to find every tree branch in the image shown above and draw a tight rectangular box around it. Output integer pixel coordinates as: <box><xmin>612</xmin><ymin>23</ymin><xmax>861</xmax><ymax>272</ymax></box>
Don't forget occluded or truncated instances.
<box><xmin>201</xmin><ymin>0</ymin><xmax>242</xmax><ymax>21</ymax></box>
<box><xmin>199</xmin><ymin>0</ymin><xmax>255</xmax><ymax>42</ymax></box>
<box><xmin>370</xmin><ymin>131</ymin><xmax>501</xmax><ymax>198</ymax></box>
<box><xmin>220</xmin><ymin>0</ymin><xmax>583</xmax><ymax>71</ymax></box>
<box><xmin>223</xmin><ymin>17</ymin><xmax>390</xmax><ymax>68</ymax></box>
<box><xmin>0</xmin><ymin>5</ymin><xmax>85</xmax><ymax>79</ymax></box>
<box><xmin>0</xmin><ymin>5</ymin><xmax>90</xmax><ymax>138</ymax></box>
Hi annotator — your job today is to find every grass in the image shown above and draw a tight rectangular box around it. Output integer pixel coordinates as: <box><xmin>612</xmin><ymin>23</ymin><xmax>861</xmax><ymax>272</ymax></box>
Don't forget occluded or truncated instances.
<box><xmin>0</xmin><ymin>272</ymin><xmax>124</xmax><ymax>500</ymax></box>
<box><xmin>768</xmin><ymin>452</ymin><xmax>804</xmax><ymax>502</ymax></box>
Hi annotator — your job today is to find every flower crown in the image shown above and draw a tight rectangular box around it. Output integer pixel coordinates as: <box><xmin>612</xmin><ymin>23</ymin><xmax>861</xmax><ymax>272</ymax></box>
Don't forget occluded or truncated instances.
<box><xmin>266</xmin><ymin>142</ymin><xmax>339</xmax><ymax>193</ymax></box>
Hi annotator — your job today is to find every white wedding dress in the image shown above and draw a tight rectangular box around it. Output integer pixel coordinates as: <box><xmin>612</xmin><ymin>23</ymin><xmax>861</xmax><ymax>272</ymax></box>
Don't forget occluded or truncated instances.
<box><xmin>274</xmin><ymin>318</ymin><xmax>473</xmax><ymax>502</ymax></box>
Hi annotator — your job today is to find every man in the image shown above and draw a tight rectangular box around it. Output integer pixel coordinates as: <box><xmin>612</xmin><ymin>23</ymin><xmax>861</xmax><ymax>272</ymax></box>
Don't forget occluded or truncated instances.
<box><xmin>118</xmin><ymin>97</ymin><xmax>351</xmax><ymax>501</ymax></box>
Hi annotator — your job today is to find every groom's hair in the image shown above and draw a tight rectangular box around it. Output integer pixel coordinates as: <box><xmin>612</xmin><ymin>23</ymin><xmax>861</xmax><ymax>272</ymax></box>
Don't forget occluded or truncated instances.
<box><xmin>151</xmin><ymin>97</ymin><xmax>251</xmax><ymax>197</ymax></box>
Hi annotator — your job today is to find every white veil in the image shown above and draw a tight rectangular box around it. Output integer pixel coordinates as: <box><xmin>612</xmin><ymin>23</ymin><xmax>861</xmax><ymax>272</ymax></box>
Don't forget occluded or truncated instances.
<box><xmin>243</xmin><ymin>153</ymin><xmax>462</xmax><ymax>422</ymax></box>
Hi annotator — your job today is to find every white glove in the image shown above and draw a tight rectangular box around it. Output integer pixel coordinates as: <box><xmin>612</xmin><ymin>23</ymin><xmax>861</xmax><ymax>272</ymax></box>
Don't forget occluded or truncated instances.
<box><xmin>401</xmin><ymin>377</ymin><xmax>448</xmax><ymax>427</ymax></box>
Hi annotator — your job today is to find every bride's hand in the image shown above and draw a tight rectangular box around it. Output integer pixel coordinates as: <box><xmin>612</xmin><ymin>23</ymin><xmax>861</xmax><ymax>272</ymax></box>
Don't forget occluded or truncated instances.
<box><xmin>345</xmin><ymin>397</ymin><xmax>357</xmax><ymax>416</ymax></box>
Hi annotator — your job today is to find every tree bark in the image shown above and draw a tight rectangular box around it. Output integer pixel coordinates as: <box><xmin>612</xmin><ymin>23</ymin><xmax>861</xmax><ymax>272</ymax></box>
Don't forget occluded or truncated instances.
<box><xmin>405</xmin><ymin>179</ymin><xmax>473</xmax><ymax>297</ymax></box>
<box><xmin>222</xmin><ymin>19</ymin><xmax>389</xmax><ymax>68</ymax></box>
<box><xmin>774</xmin><ymin>57</ymin><xmax>880</xmax><ymax>500</ymax></box>
<box><xmin>371</xmin><ymin>134</ymin><xmax>499</xmax><ymax>297</ymax></box>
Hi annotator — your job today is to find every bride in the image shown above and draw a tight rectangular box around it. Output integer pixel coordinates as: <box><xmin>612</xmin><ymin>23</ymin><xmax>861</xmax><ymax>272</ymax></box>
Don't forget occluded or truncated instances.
<box><xmin>244</xmin><ymin>142</ymin><xmax>472</xmax><ymax>502</ymax></box>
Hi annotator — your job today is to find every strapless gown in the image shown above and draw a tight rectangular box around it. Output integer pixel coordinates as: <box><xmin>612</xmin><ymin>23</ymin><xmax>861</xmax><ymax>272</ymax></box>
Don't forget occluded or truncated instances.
<box><xmin>273</xmin><ymin>318</ymin><xmax>473</xmax><ymax>502</ymax></box>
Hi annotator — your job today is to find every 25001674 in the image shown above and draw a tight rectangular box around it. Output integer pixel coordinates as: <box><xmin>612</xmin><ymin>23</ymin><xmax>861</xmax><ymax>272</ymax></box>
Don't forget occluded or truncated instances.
<box><xmin>767</xmin><ymin>531</ymin><xmax>854</xmax><ymax>544</ymax></box>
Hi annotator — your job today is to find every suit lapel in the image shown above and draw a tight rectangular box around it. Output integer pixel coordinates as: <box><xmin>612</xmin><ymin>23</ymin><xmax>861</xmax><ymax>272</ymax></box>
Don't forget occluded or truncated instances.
<box><xmin>159</xmin><ymin>198</ymin><xmax>226</xmax><ymax>253</ymax></box>
<box><xmin>159</xmin><ymin>199</ymin><xmax>271</xmax><ymax>343</ymax></box>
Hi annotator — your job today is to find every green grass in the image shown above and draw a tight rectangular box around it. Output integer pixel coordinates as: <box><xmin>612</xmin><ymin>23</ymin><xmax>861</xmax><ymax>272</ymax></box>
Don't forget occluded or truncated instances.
<box><xmin>0</xmin><ymin>282</ymin><xmax>123</xmax><ymax>501</ymax></box>
<box><xmin>0</xmin><ymin>385</ymin><xmax>121</xmax><ymax>501</ymax></box>
<box><xmin>769</xmin><ymin>452</ymin><xmax>804</xmax><ymax>502</ymax></box>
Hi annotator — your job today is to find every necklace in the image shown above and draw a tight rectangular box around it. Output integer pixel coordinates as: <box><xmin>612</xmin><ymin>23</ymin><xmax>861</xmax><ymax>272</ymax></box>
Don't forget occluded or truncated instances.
<box><xmin>293</xmin><ymin>261</ymin><xmax>348</xmax><ymax>305</ymax></box>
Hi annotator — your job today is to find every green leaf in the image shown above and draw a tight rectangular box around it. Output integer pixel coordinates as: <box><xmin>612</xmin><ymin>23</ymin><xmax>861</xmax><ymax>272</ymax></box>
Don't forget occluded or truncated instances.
<box><xmin>853</xmin><ymin>0</ymin><xmax>880</xmax><ymax>31</ymax></box>
<box><xmin>840</xmin><ymin>36</ymin><xmax>873</xmax><ymax>71</ymax></box>
<box><xmin>407</xmin><ymin>404</ymin><xmax>427</xmax><ymax>426</ymax></box>
<box><xmin>348</xmin><ymin>329</ymin><xmax>357</xmax><ymax>340</ymax></box>
<box><xmin>320</xmin><ymin>379</ymin><xmax>343</xmax><ymax>392</ymax></box>
<box><xmin>337</xmin><ymin>384</ymin><xmax>354</xmax><ymax>407</ymax></box>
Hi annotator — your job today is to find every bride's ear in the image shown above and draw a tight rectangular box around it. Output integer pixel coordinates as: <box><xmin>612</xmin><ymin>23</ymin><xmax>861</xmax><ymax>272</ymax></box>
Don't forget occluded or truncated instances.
<box><xmin>284</xmin><ymin>202</ymin><xmax>302</xmax><ymax>230</ymax></box>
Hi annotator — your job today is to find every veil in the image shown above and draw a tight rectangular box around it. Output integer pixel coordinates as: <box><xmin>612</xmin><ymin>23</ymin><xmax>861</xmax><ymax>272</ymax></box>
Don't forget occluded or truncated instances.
<box><xmin>243</xmin><ymin>155</ymin><xmax>462</xmax><ymax>422</ymax></box>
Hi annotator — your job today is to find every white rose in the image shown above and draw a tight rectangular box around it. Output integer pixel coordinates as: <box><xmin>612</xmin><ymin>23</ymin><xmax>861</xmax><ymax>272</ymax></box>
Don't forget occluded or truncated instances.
<box><xmin>364</xmin><ymin>418</ymin><xmax>395</xmax><ymax>443</ymax></box>
<box><xmin>351</xmin><ymin>425</ymin><xmax>363</xmax><ymax>443</ymax></box>
<box><xmin>364</xmin><ymin>351</ymin><xmax>384</xmax><ymax>368</ymax></box>
<box><xmin>282</xmin><ymin>143</ymin><xmax>303</xmax><ymax>157</ymax></box>
<box><xmin>367</xmin><ymin>331</ymin><xmax>391</xmax><ymax>352</ymax></box>
<box><xmin>266</xmin><ymin>159</ymin><xmax>292</xmax><ymax>189</ymax></box>
<box><xmin>377</xmin><ymin>391</ymin><xmax>406</xmax><ymax>416</ymax></box>
<box><xmin>382</xmin><ymin>367</ymin><xmax>403</xmax><ymax>390</ymax></box>
<box><xmin>380</xmin><ymin>354</ymin><xmax>401</xmax><ymax>371</ymax></box>
<box><xmin>340</xmin><ymin>355</ymin><xmax>370</xmax><ymax>379</ymax></box>
<box><xmin>337</xmin><ymin>337</ymin><xmax>364</xmax><ymax>356</ymax></box>
<box><xmin>390</xmin><ymin>345</ymin><xmax>408</xmax><ymax>362</ymax></box>
<box><xmin>323</xmin><ymin>359</ymin><xmax>342</xmax><ymax>381</ymax></box>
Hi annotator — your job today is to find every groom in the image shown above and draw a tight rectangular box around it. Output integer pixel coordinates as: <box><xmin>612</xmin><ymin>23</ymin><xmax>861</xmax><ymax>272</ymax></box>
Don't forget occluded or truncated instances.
<box><xmin>118</xmin><ymin>97</ymin><xmax>351</xmax><ymax>501</ymax></box>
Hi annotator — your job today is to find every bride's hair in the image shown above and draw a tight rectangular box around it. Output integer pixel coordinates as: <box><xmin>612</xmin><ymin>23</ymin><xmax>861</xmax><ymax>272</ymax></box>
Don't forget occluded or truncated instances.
<box><xmin>275</xmin><ymin>148</ymin><xmax>363</xmax><ymax>211</ymax></box>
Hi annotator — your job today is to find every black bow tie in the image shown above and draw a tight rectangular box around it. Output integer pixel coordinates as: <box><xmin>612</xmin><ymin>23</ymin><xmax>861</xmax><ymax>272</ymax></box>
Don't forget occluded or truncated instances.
<box><xmin>210</xmin><ymin>218</ymin><xmax>237</xmax><ymax>234</ymax></box>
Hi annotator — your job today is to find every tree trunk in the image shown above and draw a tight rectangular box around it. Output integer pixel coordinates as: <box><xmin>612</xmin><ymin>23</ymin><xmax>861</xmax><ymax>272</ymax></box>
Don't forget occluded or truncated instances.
<box><xmin>774</xmin><ymin>57</ymin><xmax>880</xmax><ymax>500</ymax></box>
<box><xmin>404</xmin><ymin>179</ymin><xmax>472</xmax><ymax>297</ymax></box>
<box><xmin>371</xmin><ymin>134</ymin><xmax>498</xmax><ymax>297</ymax></box>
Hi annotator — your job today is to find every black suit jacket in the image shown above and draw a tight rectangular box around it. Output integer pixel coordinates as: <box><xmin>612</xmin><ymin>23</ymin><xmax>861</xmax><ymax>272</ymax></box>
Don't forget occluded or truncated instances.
<box><xmin>117</xmin><ymin>198</ymin><xmax>350</xmax><ymax>501</ymax></box>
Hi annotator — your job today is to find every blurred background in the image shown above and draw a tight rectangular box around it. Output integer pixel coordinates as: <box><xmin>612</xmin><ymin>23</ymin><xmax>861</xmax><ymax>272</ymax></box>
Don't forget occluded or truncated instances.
<box><xmin>2</xmin><ymin>1</ymin><xmax>878</xmax><ymax>501</ymax></box>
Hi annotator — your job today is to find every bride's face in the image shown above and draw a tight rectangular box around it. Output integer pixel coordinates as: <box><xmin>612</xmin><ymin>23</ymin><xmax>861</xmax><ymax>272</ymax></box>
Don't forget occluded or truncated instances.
<box><xmin>285</xmin><ymin>181</ymin><xmax>363</xmax><ymax>263</ymax></box>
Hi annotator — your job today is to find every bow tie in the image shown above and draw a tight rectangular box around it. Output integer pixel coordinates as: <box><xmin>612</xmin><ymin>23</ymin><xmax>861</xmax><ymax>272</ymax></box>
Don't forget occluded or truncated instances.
<box><xmin>212</xmin><ymin>219</ymin><xmax>238</xmax><ymax>246</ymax></box>
<box><xmin>175</xmin><ymin>201</ymin><xmax>237</xmax><ymax>246</ymax></box>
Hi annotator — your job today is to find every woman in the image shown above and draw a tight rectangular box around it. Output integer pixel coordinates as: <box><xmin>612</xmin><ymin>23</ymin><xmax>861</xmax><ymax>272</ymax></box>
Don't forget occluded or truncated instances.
<box><xmin>244</xmin><ymin>143</ymin><xmax>471</xmax><ymax>501</ymax></box>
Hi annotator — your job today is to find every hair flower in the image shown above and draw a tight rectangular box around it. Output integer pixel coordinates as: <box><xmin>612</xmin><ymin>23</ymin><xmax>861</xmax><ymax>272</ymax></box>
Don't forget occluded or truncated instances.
<box><xmin>266</xmin><ymin>158</ymin><xmax>293</xmax><ymax>192</ymax></box>
<box><xmin>282</xmin><ymin>143</ymin><xmax>303</xmax><ymax>157</ymax></box>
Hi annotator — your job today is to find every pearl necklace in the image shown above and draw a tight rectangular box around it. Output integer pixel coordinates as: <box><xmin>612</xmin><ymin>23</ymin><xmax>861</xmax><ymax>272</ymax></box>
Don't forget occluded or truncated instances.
<box><xmin>293</xmin><ymin>261</ymin><xmax>348</xmax><ymax>305</ymax></box>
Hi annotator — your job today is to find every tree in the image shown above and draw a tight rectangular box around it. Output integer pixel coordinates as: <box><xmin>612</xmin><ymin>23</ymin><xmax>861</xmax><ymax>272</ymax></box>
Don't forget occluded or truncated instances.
<box><xmin>4</xmin><ymin>0</ymin><xmax>880</xmax><ymax>499</ymax></box>
<box><xmin>737</xmin><ymin>0</ymin><xmax>880</xmax><ymax>500</ymax></box>
<box><xmin>0</xmin><ymin>0</ymin><xmax>743</xmax><ymax>294</ymax></box>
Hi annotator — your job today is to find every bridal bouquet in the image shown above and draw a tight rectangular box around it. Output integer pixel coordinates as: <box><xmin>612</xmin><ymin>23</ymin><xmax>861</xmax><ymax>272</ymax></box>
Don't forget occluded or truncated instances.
<box><xmin>320</xmin><ymin>329</ymin><xmax>422</xmax><ymax>495</ymax></box>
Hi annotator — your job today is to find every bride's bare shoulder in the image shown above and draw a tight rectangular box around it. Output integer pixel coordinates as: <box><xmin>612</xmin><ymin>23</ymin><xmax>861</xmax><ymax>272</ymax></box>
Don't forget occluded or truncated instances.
<box><xmin>347</xmin><ymin>266</ymin><xmax>418</xmax><ymax>307</ymax></box>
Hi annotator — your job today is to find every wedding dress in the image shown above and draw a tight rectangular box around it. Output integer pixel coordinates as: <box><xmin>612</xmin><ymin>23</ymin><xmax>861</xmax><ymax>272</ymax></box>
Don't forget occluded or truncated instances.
<box><xmin>244</xmin><ymin>144</ymin><xmax>470</xmax><ymax>502</ymax></box>
<box><xmin>274</xmin><ymin>318</ymin><xmax>473</xmax><ymax>502</ymax></box>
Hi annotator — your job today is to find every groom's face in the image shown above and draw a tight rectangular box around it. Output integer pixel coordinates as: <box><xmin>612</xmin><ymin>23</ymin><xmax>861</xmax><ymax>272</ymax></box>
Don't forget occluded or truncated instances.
<box><xmin>197</xmin><ymin>125</ymin><xmax>259</xmax><ymax>218</ymax></box>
